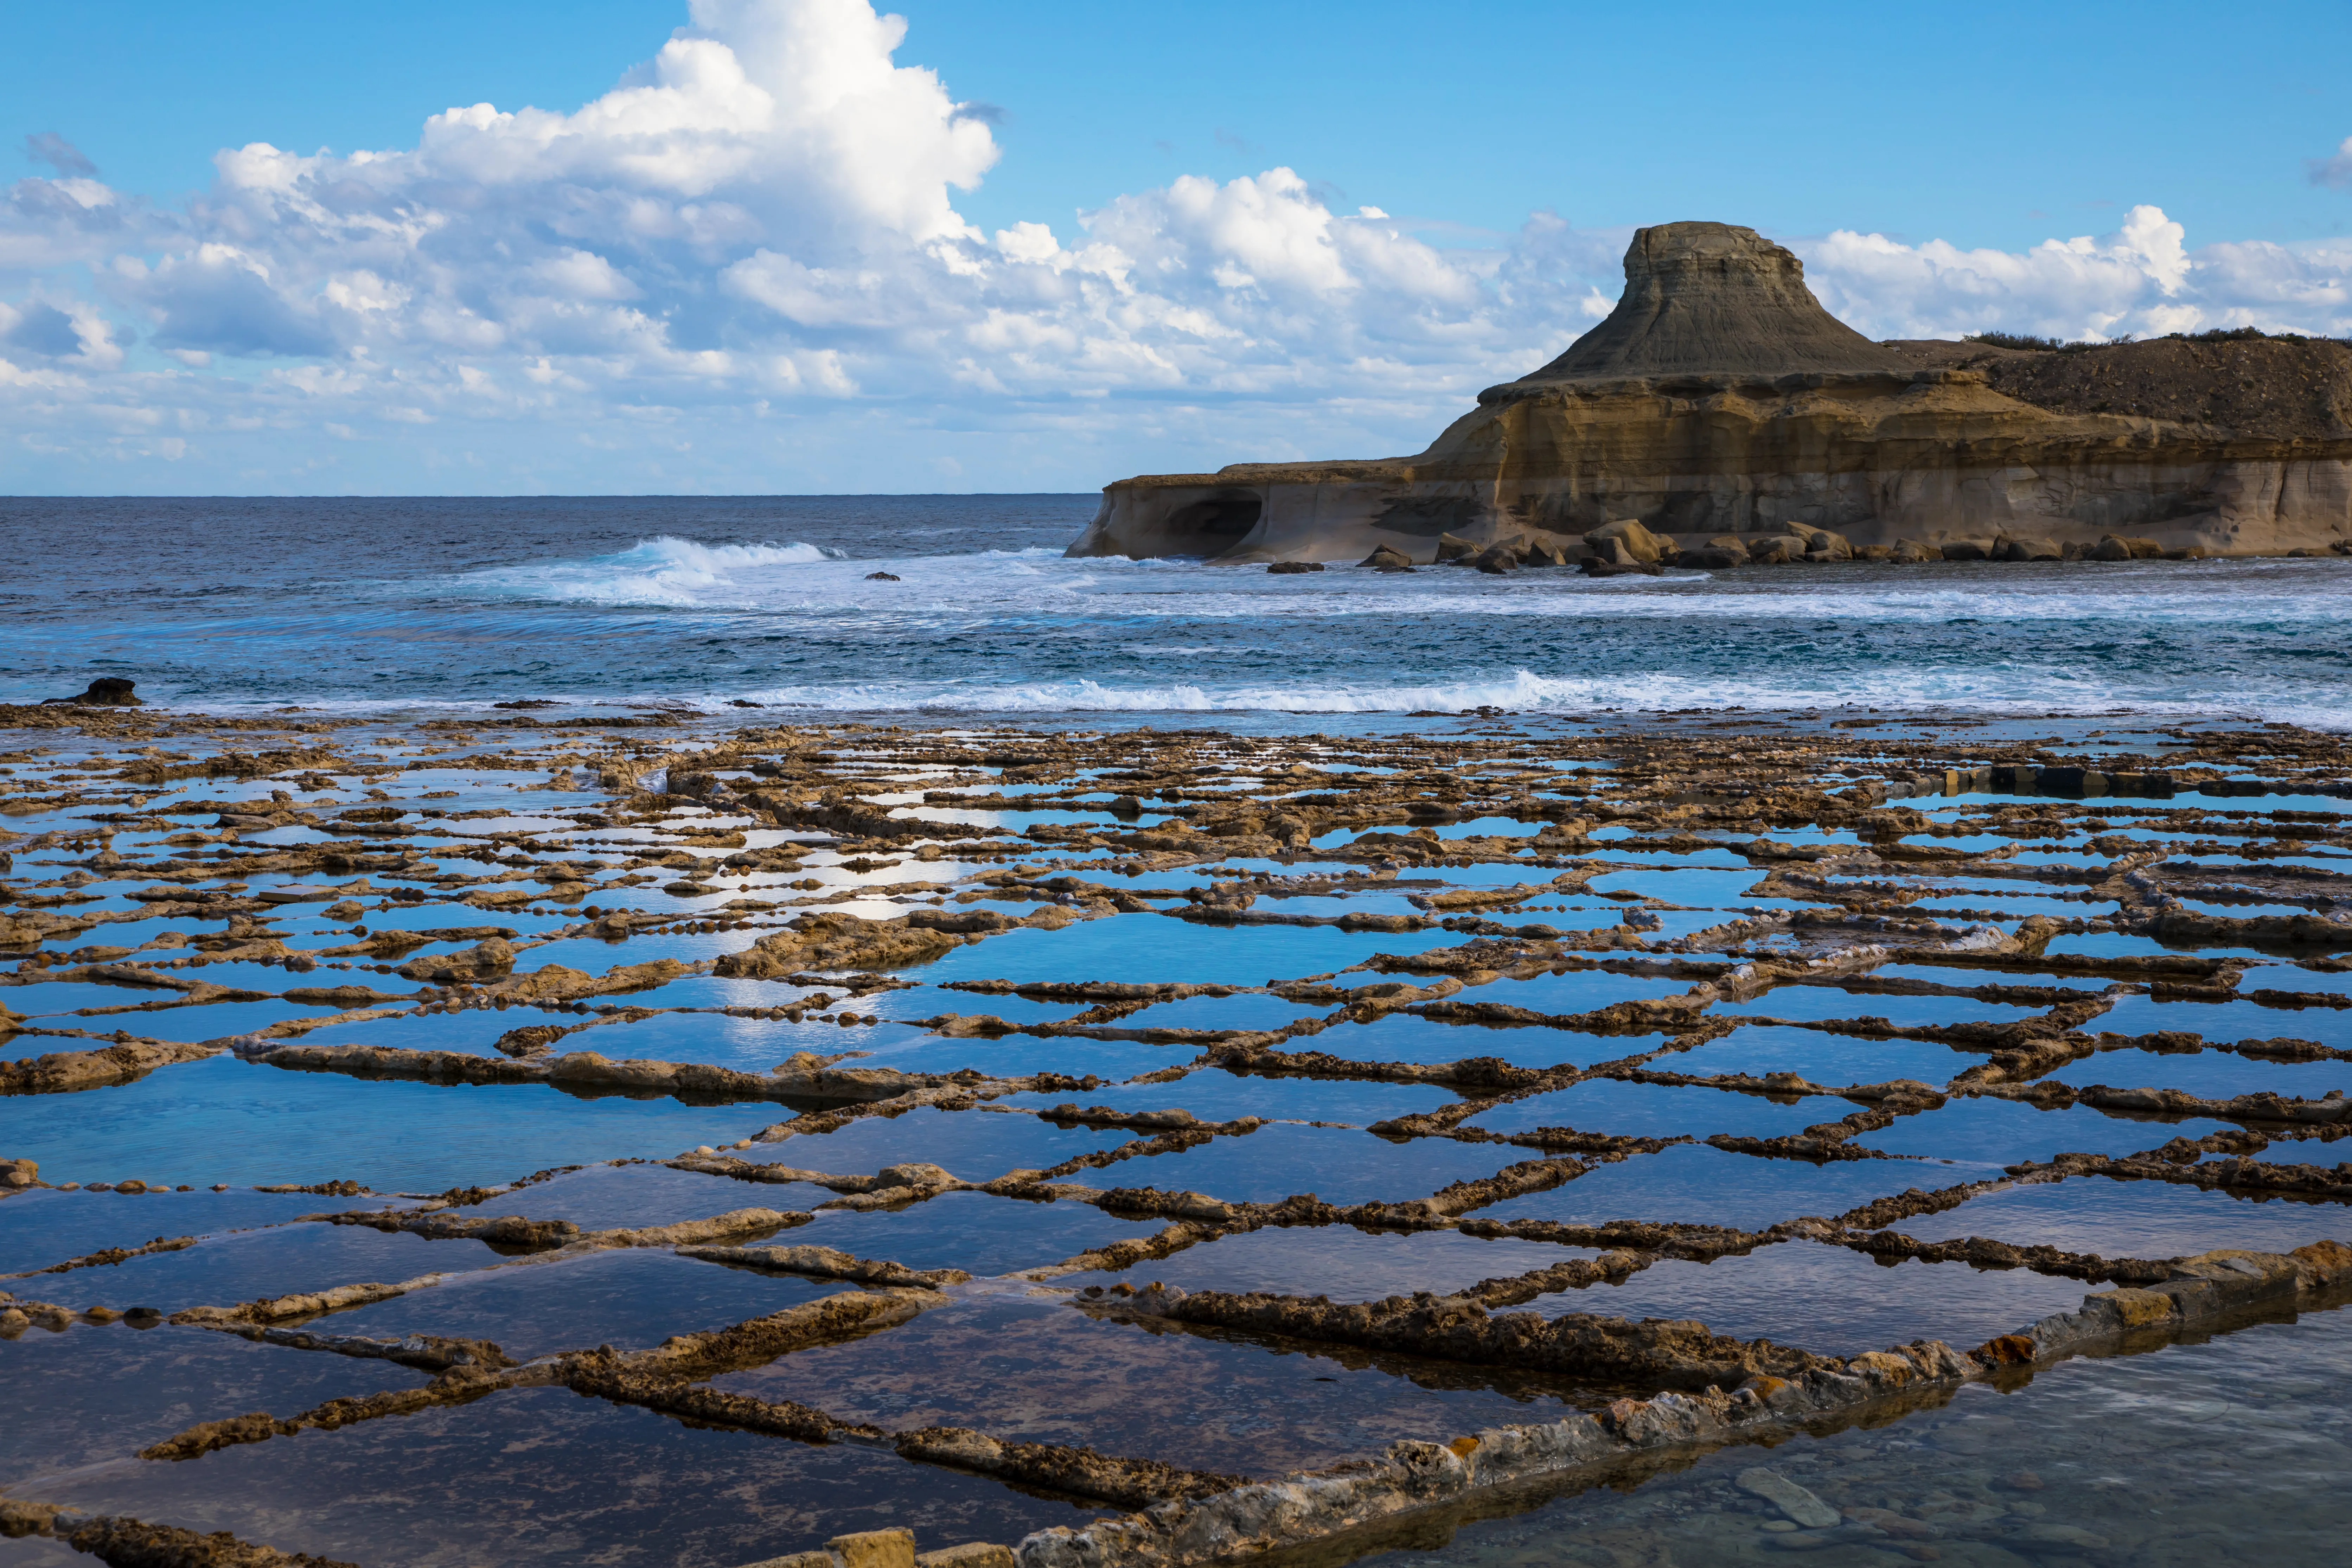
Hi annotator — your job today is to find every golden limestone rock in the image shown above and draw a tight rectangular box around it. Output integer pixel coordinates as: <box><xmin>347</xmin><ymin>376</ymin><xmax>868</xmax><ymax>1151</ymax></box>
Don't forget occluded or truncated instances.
<box><xmin>1070</xmin><ymin>221</ymin><xmax>2352</xmax><ymax>565</ymax></box>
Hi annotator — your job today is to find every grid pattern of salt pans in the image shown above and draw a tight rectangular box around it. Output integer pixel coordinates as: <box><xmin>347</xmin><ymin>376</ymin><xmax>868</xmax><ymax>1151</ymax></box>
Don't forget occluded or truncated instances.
<box><xmin>3</xmin><ymin>707</ymin><xmax>2349</xmax><ymax>1565</ymax></box>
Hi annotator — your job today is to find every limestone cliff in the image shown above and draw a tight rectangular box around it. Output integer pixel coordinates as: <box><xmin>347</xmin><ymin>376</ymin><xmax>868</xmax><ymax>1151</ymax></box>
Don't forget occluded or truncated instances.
<box><xmin>1067</xmin><ymin>221</ymin><xmax>2352</xmax><ymax>563</ymax></box>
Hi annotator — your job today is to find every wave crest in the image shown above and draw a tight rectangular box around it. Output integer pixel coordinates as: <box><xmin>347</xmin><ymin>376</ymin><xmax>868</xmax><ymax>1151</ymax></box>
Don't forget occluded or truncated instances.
<box><xmin>459</xmin><ymin>535</ymin><xmax>842</xmax><ymax>605</ymax></box>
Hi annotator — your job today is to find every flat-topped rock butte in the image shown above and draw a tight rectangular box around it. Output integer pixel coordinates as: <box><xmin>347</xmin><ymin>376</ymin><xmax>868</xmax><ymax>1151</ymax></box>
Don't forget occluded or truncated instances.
<box><xmin>1066</xmin><ymin>221</ymin><xmax>2352</xmax><ymax>565</ymax></box>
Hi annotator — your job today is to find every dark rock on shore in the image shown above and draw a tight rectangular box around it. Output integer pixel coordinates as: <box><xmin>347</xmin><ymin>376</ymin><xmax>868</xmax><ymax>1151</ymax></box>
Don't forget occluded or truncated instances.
<box><xmin>43</xmin><ymin>678</ymin><xmax>142</xmax><ymax>707</ymax></box>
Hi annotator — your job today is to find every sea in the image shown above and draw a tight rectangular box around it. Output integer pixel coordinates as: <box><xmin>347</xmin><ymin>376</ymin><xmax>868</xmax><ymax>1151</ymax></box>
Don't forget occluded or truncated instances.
<box><xmin>5</xmin><ymin>494</ymin><xmax>2351</xmax><ymax>726</ymax></box>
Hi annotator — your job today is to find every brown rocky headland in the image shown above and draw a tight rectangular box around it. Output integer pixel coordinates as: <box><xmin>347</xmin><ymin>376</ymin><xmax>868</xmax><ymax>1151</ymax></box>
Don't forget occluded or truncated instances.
<box><xmin>1068</xmin><ymin>221</ymin><xmax>2352</xmax><ymax>567</ymax></box>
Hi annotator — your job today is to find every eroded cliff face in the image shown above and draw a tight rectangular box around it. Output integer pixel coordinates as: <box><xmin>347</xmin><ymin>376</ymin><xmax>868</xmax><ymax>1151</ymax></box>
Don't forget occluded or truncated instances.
<box><xmin>1068</xmin><ymin>223</ymin><xmax>2352</xmax><ymax>563</ymax></box>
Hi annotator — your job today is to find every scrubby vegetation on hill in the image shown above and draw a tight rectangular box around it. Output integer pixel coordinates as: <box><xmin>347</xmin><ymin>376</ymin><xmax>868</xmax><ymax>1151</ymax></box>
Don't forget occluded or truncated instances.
<box><xmin>1892</xmin><ymin>331</ymin><xmax>2352</xmax><ymax>439</ymax></box>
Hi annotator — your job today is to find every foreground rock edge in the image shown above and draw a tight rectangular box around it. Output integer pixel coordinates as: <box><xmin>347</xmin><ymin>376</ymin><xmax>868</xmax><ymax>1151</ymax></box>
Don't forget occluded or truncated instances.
<box><xmin>6</xmin><ymin>1242</ymin><xmax>2343</xmax><ymax>1568</ymax></box>
<box><xmin>1005</xmin><ymin>1239</ymin><xmax>2352</xmax><ymax>1568</ymax></box>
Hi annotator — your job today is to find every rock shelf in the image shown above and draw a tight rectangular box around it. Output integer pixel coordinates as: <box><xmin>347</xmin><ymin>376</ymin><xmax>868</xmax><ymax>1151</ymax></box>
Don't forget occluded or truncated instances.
<box><xmin>4</xmin><ymin>701</ymin><xmax>2352</xmax><ymax>1564</ymax></box>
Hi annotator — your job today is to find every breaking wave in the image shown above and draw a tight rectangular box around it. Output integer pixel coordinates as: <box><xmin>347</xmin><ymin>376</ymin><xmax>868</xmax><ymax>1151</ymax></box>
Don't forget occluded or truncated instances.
<box><xmin>20</xmin><ymin>499</ymin><xmax>2351</xmax><ymax>729</ymax></box>
<box><xmin>458</xmin><ymin>536</ymin><xmax>843</xmax><ymax>606</ymax></box>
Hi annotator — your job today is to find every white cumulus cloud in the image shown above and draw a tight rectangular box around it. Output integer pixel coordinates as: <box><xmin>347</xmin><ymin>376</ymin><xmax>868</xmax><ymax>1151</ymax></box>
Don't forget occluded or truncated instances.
<box><xmin>0</xmin><ymin>0</ymin><xmax>2348</xmax><ymax>493</ymax></box>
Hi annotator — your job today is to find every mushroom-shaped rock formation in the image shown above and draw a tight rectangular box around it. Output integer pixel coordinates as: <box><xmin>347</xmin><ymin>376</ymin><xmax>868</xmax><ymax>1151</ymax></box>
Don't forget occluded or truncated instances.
<box><xmin>1067</xmin><ymin>221</ymin><xmax>2352</xmax><ymax>564</ymax></box>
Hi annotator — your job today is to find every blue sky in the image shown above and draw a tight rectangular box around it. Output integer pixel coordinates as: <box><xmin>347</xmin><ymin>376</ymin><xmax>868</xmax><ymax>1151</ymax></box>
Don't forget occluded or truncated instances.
<box><xmin>4</xmin><ymin>0</ymin><xmax>2350</xmax><ymax>494</ymax></box>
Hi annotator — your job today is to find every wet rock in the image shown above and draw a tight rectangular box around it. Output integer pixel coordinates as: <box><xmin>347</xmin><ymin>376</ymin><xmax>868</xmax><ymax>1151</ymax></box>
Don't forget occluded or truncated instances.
<box><xmin>396</xmin><ymin>936</ymin><xmax>516</xmax><ymax>984</ymax></box>
<box><xmin>714</xmin><ymin>911</ymin><xmax>968</xmax><ymax>978</ymax></box>
<box><xmin>489</xmin><ymin>957</ymin><xmax>696</xmax><ymax>1003</ymax></box>
<box><xmin>1737</xmin><ymin>1467</ymin><xmax>1841</xmax><ymax>1528</ymax></box>
<box><xmin>865</xmin><ymin>571</ymin><xmax>901</xmax><ymax>581</ymax></box>
<box><xmin>1586</xmin><ymin>518</ymin><xmax>1669</xmax><ymax>564</ymax></box>
<box><xmin>1775</xmin><ymin>523</ymin><xmax>1853</xmax><ymax>561</ymax></box>
<box><xmin>1361</xmin><ymin>545</ymin><xmax>1414</xmax><ymax>570</ymax></box>
<box><xmin>492</xmin><ymin>1023</ymin><xmax>573</xmax><ymax>1058</ymax></box>
<box><xmin>0</xmin><ymin>1038</ymin><xmax>222</xmax><ymax>1094</ymax></box>
<box><xmin>279</xmin><ymin>985</ymin><xmax>407</xmax><ymax>1009</ymax></box>
<box><xmin>579</xmin><ymin>1288</ymin><xmax>934</xmax><ymax>1384</ymax></box>
<box><xmin>1843</xmin><ymin>1506</ymin><xmax>1934</xmax><ymax>1540</ymax></box>
<box><xmin>325</xmin><ymin>1207</ymin><xmax>583</xmax><ymax>1249</ymax></box>
<box><xmin>2013</xmin><ymin>1522</ymin><xmax>2108</xmax><ymax>1551</ymax></box>
<box><xmin>42</xmin><ymin>677</ymin><xmax>144</xmax><ymax>707</ymax></box>
<box><xmin>1678</xmin><ymin>545</ymin><xmax>1746</xmax><ymax>569</ymax></box>
<box><xmin>63</xmin><ymin>1514</ymin><xmax>360</xmax><ymax>1566</ymax></box>
<box><xmin>1434</xmin><ymin>532</ymin><xmax>1478</xmax><ymax>562</ymax></box>
<box><xmin>1106</xmin><ymin>1279</ymin><xmax>1843</xmax><ymax>1388</ymax></box>
<box><xmin>688</xmin><ymin>1242</ymin><xmax>969</xmax><ymax>1289</ymax></box>
<box><xmin>829</xmin><ymin>1532</ymin><xmax>916</xmax><ymax>1568</ymax></box>
<box><xmin>1265</xmin><ymin>561</ymin><xmax>1324</xmax><ymax>574</ymax></box>
<box><xmin>915</xmin><ymin>1547</ymin><xmax>1017</xmax><ymax>1568</ymax></box>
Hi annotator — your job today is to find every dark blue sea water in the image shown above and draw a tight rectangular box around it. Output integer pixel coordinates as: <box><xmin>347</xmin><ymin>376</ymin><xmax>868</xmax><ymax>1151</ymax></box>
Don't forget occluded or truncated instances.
<box><xmin>6</xmin><ymin>495</ymin><xmax>2351</xmax><ymax>724</ymax></box>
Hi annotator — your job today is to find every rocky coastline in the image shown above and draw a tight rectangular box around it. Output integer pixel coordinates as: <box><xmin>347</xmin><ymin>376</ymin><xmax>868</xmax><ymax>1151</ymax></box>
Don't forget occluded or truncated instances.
<box><xmin>1068</xmin><ymin>222</ymin><xmax>2352</xmax><ymax>567</ymax></box>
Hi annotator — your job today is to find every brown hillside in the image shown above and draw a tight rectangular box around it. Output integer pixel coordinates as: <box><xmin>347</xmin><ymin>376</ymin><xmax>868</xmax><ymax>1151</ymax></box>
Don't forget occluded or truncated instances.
<box><xmin>1519</xmin><ymin>222</ymin><xmax>1909</xmax><ymax>381</ymax></box>
<box><xmin>1885</xmin><ymin>334</ymin><xmax>2352</xmax><ymax>442</ymax></box>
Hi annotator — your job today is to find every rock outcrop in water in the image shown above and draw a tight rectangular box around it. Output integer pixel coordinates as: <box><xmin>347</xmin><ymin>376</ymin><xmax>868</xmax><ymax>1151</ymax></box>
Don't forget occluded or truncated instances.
<box><xmin>1066</xmin><ymin>221</ymin><xmax>2352</xmax><ymax>564</ymax></box>
<box><xmin>41</xmin><ymin>678</ymin><xmax>142</xmax><ymax>708</ymax></box>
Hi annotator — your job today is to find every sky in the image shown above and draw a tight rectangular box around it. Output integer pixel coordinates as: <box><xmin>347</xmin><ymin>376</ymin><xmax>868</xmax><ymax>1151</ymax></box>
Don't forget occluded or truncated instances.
<box><xmin>4</xmin><ymin>0</ymin><xmax>2350</xmax><ymax>495</ymax></box>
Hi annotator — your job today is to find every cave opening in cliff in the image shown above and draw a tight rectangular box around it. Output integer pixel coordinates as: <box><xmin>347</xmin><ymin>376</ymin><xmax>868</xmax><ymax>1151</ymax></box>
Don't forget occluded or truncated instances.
<box><xmin>1163</xmin><ymin>494</ymin><xmax>1263</xmax><ymax>543</ymax></box>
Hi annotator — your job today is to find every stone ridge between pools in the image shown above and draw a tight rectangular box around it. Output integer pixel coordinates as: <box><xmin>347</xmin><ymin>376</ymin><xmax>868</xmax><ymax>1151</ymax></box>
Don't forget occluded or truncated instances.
<box><xmin>2</xmin><ymin>705</ymin><xmax>2350</xmax><ymax>1566</ymax></box>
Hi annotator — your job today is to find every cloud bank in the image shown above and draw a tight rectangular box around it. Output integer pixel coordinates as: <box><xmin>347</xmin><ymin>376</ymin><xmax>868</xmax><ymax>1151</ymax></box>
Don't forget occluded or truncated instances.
<box><xmin>4</xmin><ymin>0</ymin><xmax>2350</xmax><ymax>493</ymax></box>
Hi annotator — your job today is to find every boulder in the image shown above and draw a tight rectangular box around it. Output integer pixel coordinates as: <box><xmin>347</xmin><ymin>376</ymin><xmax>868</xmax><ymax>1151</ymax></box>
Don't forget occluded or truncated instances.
<box><xmin>1747</xmin><ymin>535</ymin><xmax>1802</xmax><ymax>564</ymax></box>
<box><xmin>42</xmin><ymin>677</ymin><xmax>143</xmax><ymax>707</ymax></box>
<box><xmin>1522</xmin><ymin>538</ymin><xmax>1571</xmax><ymax>567</ymax></box>
<box><xmin>398</xmin><ymin>937</ymin><xmax>517</xmax><ymax>985</ymax></box>
<box><xmin>1677</xmin><ymin>546</ymin><xmax>1745</xmax><ymax>569</ymax></box>
<box><xmin>1584</xmin><ymin>518</ymin><xmax>1667</xmax><ymax>564</ymax></box>
<box><xmin>1361</xmin><ymin>545</ymin><xmax>1414</xmax><ymax>570</ymax></box>
<box><xmin>1266</xmin><ymin>561</ymin><xmax>1325</xmax><ymax>574</ymax></box>
<box><xmin>1994</xmin><ymin>536</ymin><xmax>2062</xmax><ymax>562</ymax></box>
<box><xmin>1770</xmin><ymin>524</ymin><xmax>1852</xmax><ymax>560</ymax></box>
<box><xmin>1434</xmin><ymin>532</ymin><xmax>1478</xmax><ymax>563</ymax></box>
<box><xmin>1941</xmin><ymin>539</ymin><xmax>1992</xmax><ymax>561</ymax></box>
<box><xmin>1470</xmin><ymin>542</ymin><xmax>1521</xmax><ymax>574</ymax></box>
<box><xmin>1889</xmin><ymin>539</ymin><xmax>1938</xmax><ymax>563</ymax></box>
